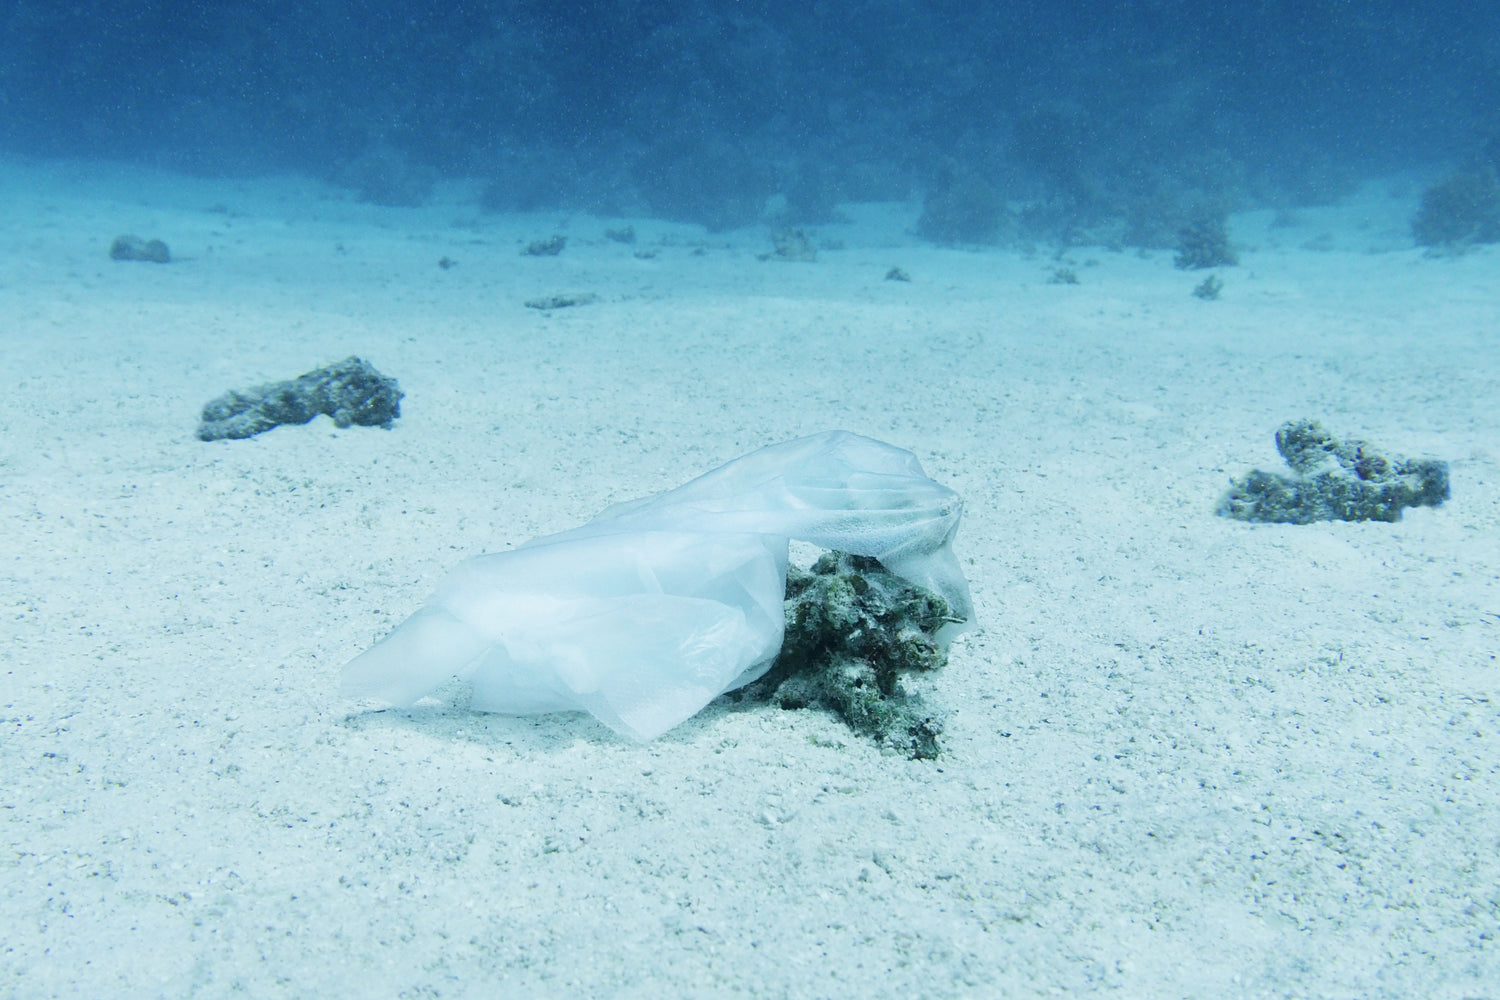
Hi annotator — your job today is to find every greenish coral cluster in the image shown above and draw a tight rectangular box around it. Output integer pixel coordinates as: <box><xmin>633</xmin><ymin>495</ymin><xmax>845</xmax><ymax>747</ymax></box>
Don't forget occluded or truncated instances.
<box><xmin>743</xmin><ymin>552</ymin><xmax>959</xmax><ymax>759</ymax></box>
<box><xmin>197</xmin><ymin>356</ymin><xmax>403</xmax><ymax>441</ymax></box>
<box><xmin>1218</xmin><ymin>419</ymin><xmax>1449</xmax><ymax>524</ymax></box>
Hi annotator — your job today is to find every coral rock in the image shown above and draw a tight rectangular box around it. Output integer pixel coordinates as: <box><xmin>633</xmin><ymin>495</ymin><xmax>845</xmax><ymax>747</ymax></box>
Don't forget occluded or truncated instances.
<box><xmin>1218</xmin><ymin>419</ymin><xmax>1449</xmax><ymax>524</ymax></box>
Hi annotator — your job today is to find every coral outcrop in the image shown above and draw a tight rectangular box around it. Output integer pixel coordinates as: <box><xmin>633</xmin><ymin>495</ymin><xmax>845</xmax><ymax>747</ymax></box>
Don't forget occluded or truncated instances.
<box><xmin>1218</xmin><ymin>420</ymin><xmax>1449</xmax><ymax>524</ymax></box>
<box><xmin>197</xmin><ymin>357</ymin><xmax>403</xmax><ymax>441</ymax></box>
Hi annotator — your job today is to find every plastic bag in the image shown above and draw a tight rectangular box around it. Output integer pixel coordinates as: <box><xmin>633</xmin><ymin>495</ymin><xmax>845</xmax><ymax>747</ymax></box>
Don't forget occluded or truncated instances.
<box><xmin>341</xmin><ymin>431</ymin><xmax>972</xmax><ymax>740</ymax></box>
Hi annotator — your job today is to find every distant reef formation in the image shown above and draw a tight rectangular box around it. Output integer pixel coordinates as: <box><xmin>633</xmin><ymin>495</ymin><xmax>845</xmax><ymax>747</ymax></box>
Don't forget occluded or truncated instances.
<box><xmin>7</xmin><ymin>3</ymin><xmax>1491</xmax><ymax>239</ymax></box>
<box><xmin>917</xmin><ymin>170</ymin><xmax>1008</xmax><ymax>245</ymax></box>
<box><xmin>197</xmin><ymin>357</ymin><xmax>403</xmax><ymax>441</ymax></box>
<box><xmin>1173</xmin><ymin>209</ymin><xmax>1237</xmax><ymax>269</ymax></box>
<box><xmin>1413</xmin><ymin>166</ymin><xmax>1500</xmax><ymax>249</ymax></box>
<box><xmin>1218</xmin><ymin>419</ymin><xmax>1449</xmax><ymax>524</ymax></box>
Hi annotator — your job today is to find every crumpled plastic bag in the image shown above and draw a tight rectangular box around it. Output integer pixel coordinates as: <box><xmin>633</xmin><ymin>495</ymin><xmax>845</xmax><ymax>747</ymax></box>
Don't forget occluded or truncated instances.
<box><xmin>341</xmin><ymin>431</ymin><xmax>973</xmax><ymax>740</ymax></box>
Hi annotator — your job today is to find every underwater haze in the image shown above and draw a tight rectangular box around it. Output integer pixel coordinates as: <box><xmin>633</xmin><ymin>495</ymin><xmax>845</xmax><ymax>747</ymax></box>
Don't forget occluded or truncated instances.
<box><xmin>4</xmin><ymin>0</ymin><xmax>1498</xmax><ymax>227</ymax></box>
<box><xmin>4</xmin><ymin>3</ymin><xmax>1500</xmax><ymax>998</ymax></box>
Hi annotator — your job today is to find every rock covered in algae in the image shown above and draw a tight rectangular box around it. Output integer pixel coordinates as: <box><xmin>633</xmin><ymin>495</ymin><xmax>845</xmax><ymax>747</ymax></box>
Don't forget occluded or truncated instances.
<box><xmin>109</xmin><ymin>235</ymin><xmax>171</xmax><ymax>263</ymax></box>
<box><xmin>197</xmin><ymin>356</ymin><xmax>403</xmax><ymax>441</ymax></box>
<box><xmin>740</xmin><ymin>551</ymin><xmax>960</xmax><ymax>759</ymax></box>
<box><xmin>1218</xmin><ymin>419</ymin><xmax>1449</xmax><ymax>524</ymax></box>
<box><xmin>524</xmin><ymin>291</ymin><xmax>600</xmax><ymax>310</ymax></box>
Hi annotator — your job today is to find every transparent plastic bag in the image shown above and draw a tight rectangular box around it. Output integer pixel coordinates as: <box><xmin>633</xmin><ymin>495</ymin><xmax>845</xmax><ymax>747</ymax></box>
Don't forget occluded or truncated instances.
<box><xmin>341</xmin><ymin>431</ymin><xmax>972</xmax><ymax>740</ymax></box>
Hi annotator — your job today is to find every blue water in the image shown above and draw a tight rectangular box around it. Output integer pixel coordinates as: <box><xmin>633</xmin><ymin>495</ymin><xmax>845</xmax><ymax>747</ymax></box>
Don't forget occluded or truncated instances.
<box><xmin>6</xmin><ymin>6</ymin><xmax>1500</xmax><ymax>997</ymax></box>
<box><xmin>3</xmin><ymin>1</ymin><xmax>1495</xmax><ymax>231</ymax></box>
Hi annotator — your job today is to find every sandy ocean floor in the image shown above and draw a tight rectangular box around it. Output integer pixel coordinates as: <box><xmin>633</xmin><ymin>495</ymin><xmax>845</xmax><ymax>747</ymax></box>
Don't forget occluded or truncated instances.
<box><xmin>2</xmin><ymin>157</ymin><xmax>1497</xmax><ymax>998</ymax></box>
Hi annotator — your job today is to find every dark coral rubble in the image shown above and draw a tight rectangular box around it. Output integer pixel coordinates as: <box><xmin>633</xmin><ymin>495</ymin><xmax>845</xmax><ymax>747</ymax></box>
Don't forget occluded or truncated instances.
<box><xmin>109</xmin><ymin>235</ymin><xmax>171</xmax><ymax>263</ymax></box>
<box><xmin>1218</xmin><ymin>419</ymin><xmax>1449</xmax><ymax>524</ymax></box>
<box><xmin>197</xmin><ymin>356</ymin><xmax>403</xmax><ymax>441</ymax></box>
<box><xmin>741</xmin><ymin>551</ymin><xmax>962</xmax><ymax>759</ymax></box>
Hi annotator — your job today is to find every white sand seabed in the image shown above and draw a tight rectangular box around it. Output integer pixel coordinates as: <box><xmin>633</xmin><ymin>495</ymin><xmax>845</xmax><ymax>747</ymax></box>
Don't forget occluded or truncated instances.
<box><xmin>1</xmin><ymin>158</ymin><xmax>1497</xmax><ymax>998</ymax></box>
